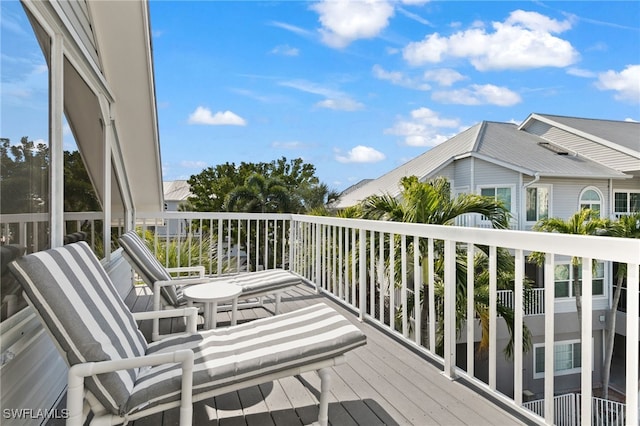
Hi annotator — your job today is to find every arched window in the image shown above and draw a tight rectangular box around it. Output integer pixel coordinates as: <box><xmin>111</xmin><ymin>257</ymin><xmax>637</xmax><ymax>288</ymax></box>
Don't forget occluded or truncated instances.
<box><xmin>579</xmin><ymin>187</ymin><xmax>603</xmax><ymax>217</ymax></box>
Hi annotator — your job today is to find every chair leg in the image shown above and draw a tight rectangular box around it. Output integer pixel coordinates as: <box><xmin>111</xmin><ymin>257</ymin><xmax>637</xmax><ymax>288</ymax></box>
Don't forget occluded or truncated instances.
<box><xmin>316</xmin><ymin>368</ymin><xmax>332</xmax><ymax>426</ymax></box>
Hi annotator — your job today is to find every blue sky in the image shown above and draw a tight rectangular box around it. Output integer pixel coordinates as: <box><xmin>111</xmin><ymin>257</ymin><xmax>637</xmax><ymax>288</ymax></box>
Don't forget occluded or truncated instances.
<box><xmin>2</xmin><ymin>1</ymin><xmax>639</xmax><ymax>192</ymax></box>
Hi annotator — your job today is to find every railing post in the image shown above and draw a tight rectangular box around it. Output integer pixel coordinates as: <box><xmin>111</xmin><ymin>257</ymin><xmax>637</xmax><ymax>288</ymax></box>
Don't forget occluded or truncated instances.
<box><xmin>443</xmin><ymin>239</ymin><xmax>456</xmax><ymax>379</ymax></box>
<box><xmin>514</xmin><ymin>249</ymin><xmax>524</xmax><ymax>406</ymax></box>
<box><xmin>466</xmin><ymin>244</ymin><xmax>475</xmax><ymax>378</ymax></box>
<box><xmin>581</xmin><ymin>258</ymin><xmax>593</xmax><ymax>426</ymax></box>
<box><xmin>626</xmin><ymin>262</ymin><xmax>639</xmax><ymax>426</ymax></box>
<box><xmin>544</xmin><ymin>253</ymin><xmax>555</xmax><ymax>425</ymax></box>
<box><xmin>359</xmin><ymin>228</ymin><xmax>366</xmax><ymax>322</ymax></box>
<box><xmin>489</xmin><ymin>245</ymin><xmax>497</xmax><ymax>390</ymax></box>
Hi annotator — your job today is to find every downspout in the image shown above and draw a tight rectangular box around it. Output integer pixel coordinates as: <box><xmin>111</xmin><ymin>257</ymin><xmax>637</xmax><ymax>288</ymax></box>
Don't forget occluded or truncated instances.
<box><xmin>523</xmin><ymin>172</ymin><xmax>541</xmax><ymax>189</ymax></box>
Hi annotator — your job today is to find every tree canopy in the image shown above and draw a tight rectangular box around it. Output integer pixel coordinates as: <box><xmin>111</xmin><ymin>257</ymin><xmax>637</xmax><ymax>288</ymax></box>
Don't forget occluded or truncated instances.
<box><xmin>186</xmin><ymin>157</ymin><xmax>336</xmax><ymax>213</ymax></box>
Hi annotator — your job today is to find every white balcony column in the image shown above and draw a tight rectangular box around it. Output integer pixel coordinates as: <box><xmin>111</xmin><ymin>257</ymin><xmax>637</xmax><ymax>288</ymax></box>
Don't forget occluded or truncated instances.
<box><xmin>358</xmin><ymin>228</ymin><xmax>366</xmax><ymax>321</ymax></box>
<box><xmin>543</xmin><ymin>253</ymin><xmax>555</xmax><ymax>425</ymax></box>
<box><xmin>466</xmin><ymin>244</ymin><xmax>475</xmax><ymax>378</ymax></box>
<box><xmin>626</xmin><ymin>263</ymin><xmax>639</xmax><ymax>426</ymax></box>
<box><xmin>489</xmin><ymin>245</ymin><xmax>497</xmax><ymax>390</ymax></box>
<box><xmin>581</xmin><ymin>258</ymin><xmax>593</xmax><ymax>426</ymax></box>
<box><xmin>413</xmin><ymin>235</ymin><xmax>421</xmax><ymax>345</ymax></box>
<box><xmin>514</xmin><ymin>249</ymin><xmax>524</xmax><ymax>406</ymax></box>
<box><xmin>50</xmin><ymin>32</ymin><xmax>64</xmax><ymax>248</ymax></box>
<box><xmin>428</xmin><ymin>238</ymin><xmax>436</xmax><ymax>353</ymax></box>
<box><xmin>443</xmin><ymin>239</ymin><xmax>457</xmax><ymax>379</ymax></box>
<box><xmin>401</xmin><ymin>234</ymin><xmax>408</xmax><ymax>337</ymax></box>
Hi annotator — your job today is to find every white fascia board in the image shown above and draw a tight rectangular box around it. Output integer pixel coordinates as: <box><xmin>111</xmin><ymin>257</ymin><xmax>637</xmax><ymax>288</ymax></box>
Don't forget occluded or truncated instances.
<box><xmin>458</xmin><ymin>152</ymin><xmax>537</xmax><ymax>176</ymax></box>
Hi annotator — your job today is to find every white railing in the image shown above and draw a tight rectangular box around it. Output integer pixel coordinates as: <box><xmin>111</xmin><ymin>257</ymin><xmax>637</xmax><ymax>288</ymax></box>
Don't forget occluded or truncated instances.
<box><xmin>288</xmin><ymin>214</ymin><xmax>639</xmax><ymax>426</ymax></box>
<box><xmin>524</xmin><ymin>393</ymin><xmax>626</xmax><ymax>426</ymax></box>
<box><xmin>3</xmin><ymin>211</ymin><xmax>639</xmax><ymax>425</ymax></box>
<box><xmin>498</xmin><ymin>288</ymin><xmax>545</xmax><ymax>316</ymax></box>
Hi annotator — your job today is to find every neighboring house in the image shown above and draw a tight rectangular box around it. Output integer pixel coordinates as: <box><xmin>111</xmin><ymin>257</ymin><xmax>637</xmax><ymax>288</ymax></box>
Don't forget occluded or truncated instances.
<box><xmin>154</xmin><ymin>180</ymin><xmax>193</xmax><ymax>237</ymax></box>
<box><xmin>334</xmin><ymin>113</ymin><xmax>639</xmax><ymax>398</ymax></box>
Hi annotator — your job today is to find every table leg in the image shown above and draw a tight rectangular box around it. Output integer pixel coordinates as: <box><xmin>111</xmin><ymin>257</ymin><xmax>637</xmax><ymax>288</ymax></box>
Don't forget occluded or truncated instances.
<box><xmin>211</xmin><ymin>301</ymin><xmax>218</xmax><ymax>329</ymax></box>
<box><xmin>231</xmin><ymin>297</ymin><xmax>238</xmax><ymax>326</ymax></box>
<box><xmin>204</xmin><ymin>302</ymin><xmax>211</xmax><ymax>330</ymax></box>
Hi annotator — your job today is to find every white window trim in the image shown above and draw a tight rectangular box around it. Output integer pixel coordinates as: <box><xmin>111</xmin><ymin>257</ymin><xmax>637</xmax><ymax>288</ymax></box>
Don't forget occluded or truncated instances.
<box><xmin>524</xmin><ymin>184</ymin><xmax>552</xmax><ymax>224</ymax></box>
<box><xmin>578</xmin><ymin>186</ymin><xmax>604</xmax><ymax>218</ymax></box>
<box><xmin>533</xmin><ymin>338</ymin><xmax>593</xmax><ymax>379</ymax></box>
<box><xmin>613</xmin><ymin>190</ymin><xmax>640</xmax><ymax>214</ymax></box>
<box><xmin>553</xmin><ymin>261</ymin><xmax>607</xmax><ymax>299</ymax></box>
<box><xmin>477</xmin><ymin>184</ymin><xmax>517</xmax><ymax>215</ymax></box>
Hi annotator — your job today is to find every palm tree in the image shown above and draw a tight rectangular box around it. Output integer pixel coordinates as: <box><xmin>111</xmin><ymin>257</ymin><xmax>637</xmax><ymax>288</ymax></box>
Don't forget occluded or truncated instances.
<box><xmin>225</xmin><ymin>173</ymin><xmax>291</xmax><ymax>213</ymax></box>
<box><xmin>532</xmin><ymin>209</ymin><xmax>609</xmax><ymax>327</ymax></box>
<box><xmin>602</xmin><ymin>213</ymin><xmax>640</xmax><ymax>400</ymax></box>
<box><xmin>359</xmin><ymin>176</ymin><xmax>529</xmax><ymax>358</ymax></box>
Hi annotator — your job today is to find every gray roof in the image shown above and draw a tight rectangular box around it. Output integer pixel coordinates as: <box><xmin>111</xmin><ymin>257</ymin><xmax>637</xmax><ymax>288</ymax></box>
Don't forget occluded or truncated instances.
<box><xmin>163</xmin><ymin>180</ymin><xmax>192</xmax><ymax>201</ymax></box>
<box><xmin>334</xmin><ymin>120</ymin><xmax>629</xmax><ymax>209</ymax></box>
<box><xmin>531</xmin><ymin>114</ymin><xmax>640</xmax><ymax>154</ymax></box>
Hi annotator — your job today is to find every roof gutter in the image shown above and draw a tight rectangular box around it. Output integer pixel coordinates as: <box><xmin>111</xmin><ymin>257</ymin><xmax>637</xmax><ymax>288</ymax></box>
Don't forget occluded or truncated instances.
<box><xmin>523</xmin><ymin>172</ymin><xmax>541</xmax><ymax>188</ymax></box>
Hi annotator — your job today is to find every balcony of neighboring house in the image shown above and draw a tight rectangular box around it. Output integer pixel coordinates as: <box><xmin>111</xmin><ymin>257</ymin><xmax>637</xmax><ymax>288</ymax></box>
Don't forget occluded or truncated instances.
<box><xmin>2</xmin><ymin>211</ymin><xmax>638</xmax><ymax>426</ymax></box>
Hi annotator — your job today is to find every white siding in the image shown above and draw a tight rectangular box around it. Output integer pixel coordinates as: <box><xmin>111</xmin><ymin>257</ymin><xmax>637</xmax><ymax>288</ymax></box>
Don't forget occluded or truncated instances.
<box><xmin>613</xmin><ymin>176</ymin><xmax>640</xmax><ymax>191</ymax></box>
<box><xmin>546</xmin><ymin>177</ymin><xmax>609</xmax><ymax>219</ymax></box>
<box><xmin>526</xmin><ymin>121</ymin><xmax>639</xmax><ymax>172</ymax></box>
<box><xmin>453</xmin><ymin>157</ymin><xmax>472</xmax><ymax>188</ymax></box>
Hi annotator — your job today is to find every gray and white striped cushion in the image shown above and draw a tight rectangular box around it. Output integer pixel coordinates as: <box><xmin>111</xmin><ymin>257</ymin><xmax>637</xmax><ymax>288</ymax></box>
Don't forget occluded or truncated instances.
<box><xmin>125</xmin><ymin>303</ymin><xmax>366</xmax><ymax>415</ymax></box>
<box><xmin>196</xmin><ymin>269</ymin><xmax>301</xmax><ymax>300</ymax></box>
<box><xmin>9</xmin><ymin>242</ymin><xmax>148</xmax><ymax>416</ymax></box>
<box><xmin>118</xmin><ymin>231</ymin><xmax>179</xmax><ymax>306</ymax></box>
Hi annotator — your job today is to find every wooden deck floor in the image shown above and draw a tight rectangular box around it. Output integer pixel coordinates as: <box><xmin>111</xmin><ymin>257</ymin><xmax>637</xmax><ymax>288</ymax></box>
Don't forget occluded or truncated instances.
<box><xmin>121</xmin><ymin>283</ymin><xmax>532</xmax><ymax>426</ymax></box>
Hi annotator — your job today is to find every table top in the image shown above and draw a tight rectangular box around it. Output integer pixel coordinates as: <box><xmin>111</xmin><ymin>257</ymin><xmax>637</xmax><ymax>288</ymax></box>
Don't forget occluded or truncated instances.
<box><xmin>182</xmin><ymin>282</ymin><xmax>243</xmax><ymax>303</ymax></box>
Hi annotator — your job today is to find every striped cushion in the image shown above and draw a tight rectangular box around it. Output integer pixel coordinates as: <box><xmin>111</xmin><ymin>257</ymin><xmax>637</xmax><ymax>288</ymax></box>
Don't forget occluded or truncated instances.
<box><xmin>125</xmin><ymin>303</ymin><xmax>366</xmax><ymax>415</ymax></box>
<box><xmin>9</xmin><ymin>242</ymin><xmax>148</xmax><ymax>416</ymax></box>
<box><xmin>197</xmin><ymin>269</ymin><xmax>301</xmax><ymax>300</ymax></box>
<box><xmin>118</xmin><ymin>231</ymin><xmax>179</xmax><ymax>306</ymax></box>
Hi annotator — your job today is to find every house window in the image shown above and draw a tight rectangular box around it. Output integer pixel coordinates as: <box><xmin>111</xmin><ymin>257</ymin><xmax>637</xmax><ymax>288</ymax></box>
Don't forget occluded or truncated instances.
<box><xmin>480</xmin><ymin>186</ymin><xmax>512</xmax><ymax>211</ymax></box>
<box><xmin>579</xmin><ymin>187</ymin><xmax>602</xmax><ymax>217</ymax></box>
<box><xmin>534</xmin><ymin>340</ymin><xmax>583</xmax><ymax>378</ymax></box>
<box><xmin>614</xmin><ymin>192</ymin><xmax>640</xmax><ymax>215</ymax></box>
<box><xmin>526</xmin><ymin>186</ymin><xmax>549</xmax><ymax>222</ymax></box>
<box><xmin>554</xmin><ymin>262</ymin><xmax>605</xmax><ymax>298</ymax></box>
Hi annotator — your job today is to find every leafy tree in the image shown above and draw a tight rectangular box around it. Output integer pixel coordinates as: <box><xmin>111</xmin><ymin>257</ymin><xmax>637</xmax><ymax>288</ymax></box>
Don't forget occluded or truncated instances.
<box><xmin>64</xmin><ymin>150</ymin><xmax>101</xmax><ymax>212</ymax></box>
<box><xmin>225</xmin><ymin>173</ymin><xmax>291</xmax><ymax>213</ymax></box>
<box><xmin>602</xmin><ymin>213</ymin><xmax>640</xmax><ymax>400</ymax></box>
<box><xmin>531</xmin><ymin>209</ymin><xmax>608</xmax><ymax>327</ymax></box>
<box><xmin>359</xmin><ymin>176</ymin><xmax>529</xmax><ymax>358</ymax></box>
<box><xmin>186</xmin><ymin>157</ymin><xmax>335</xmax><ymax>213</ymax></box>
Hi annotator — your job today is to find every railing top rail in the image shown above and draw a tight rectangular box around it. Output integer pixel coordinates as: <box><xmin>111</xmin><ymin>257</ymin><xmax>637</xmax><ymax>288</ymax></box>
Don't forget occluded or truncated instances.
<box><xmin>136</xmin><ymin>212</ymin><xmax>293</xmax><ymax>221</ymax></box>
<box><xmin>290</xmin><ymin>214</ymin><xmax>640</xmax><ymax>264</ymax></box>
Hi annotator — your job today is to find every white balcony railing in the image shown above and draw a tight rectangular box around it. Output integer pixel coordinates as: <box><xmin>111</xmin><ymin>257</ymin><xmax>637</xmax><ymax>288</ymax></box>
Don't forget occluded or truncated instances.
<box><xmin>2</xmin><ymin>211</ymin><xmax>639</xmax><ymax>425</ymax></box>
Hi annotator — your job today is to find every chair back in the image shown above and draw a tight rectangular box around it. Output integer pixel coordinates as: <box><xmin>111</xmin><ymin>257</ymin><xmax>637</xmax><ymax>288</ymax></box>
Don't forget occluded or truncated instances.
<box><xmin>9</xmin><ymin>241</ymin><xmax>148</xmax><ymax>416</ymax></box>
<box><xmin>118</xmin><ymin>231</ymin><xmax>180</xmax><ymax>306</ymax></box>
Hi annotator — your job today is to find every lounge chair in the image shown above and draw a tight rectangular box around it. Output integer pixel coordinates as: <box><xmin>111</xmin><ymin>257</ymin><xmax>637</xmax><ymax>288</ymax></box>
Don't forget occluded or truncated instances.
<box><xmin>9</xmin><ymin>241</ymin><xmax>366</xmax><ymax>426</ymax></box>
<box><xmin>118</xmin><ymin>231</ymin><xmax>303</xmax><ymax>338</ymax></box>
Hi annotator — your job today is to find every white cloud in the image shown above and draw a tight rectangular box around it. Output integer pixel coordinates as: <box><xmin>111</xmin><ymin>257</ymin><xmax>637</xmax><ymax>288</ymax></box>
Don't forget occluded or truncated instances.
<box><xmin>385</xmin><ymin>107</ymin><xmax>460</xmax><ymax>147</ymax></box>
<box><xmin>269</xmin><ymin>21</ymin><xmax>313</xmax><ymax>37</ymax></box>
<box><xmin>180</xmin><ymin>160</ymin><xmax>208</xmax><ymax>169</ymax></box>
<box><xmin>432</xmin><ymin>84</ymin><xmax>522</xmax><ymax>106</ymax></box>
<box><xmin>423</xmin><ymin>68</ymin><xmax>465</xmax><ymax>86</ymax></box>
<box><xmin>403</xmin><ymin>10</ymin><xmax>579</xmax><ymax>71</ymax></box>
<box><xmin>336</xmin><ymin>145</ymin><xmax>386</xmax><ymax>163</ymax></box>
<box><xmin>187</xmin><ymin>106</ymin><xmax>247</xmax><ymax>126</ymax></box>
<box><xmin>316</xmin><ymin>98</ymin><xmax>364</xmax><ymax>111</ymax></box>
<box><xmin>372</xmin><ymin>65</ymin><xmax>431</xmax><ymax>90</ymax></box>
<box><xmin>596</xmin><ymin>65</ymin><xmax>640</xmax><ymax>103</ymax></box>
<box><xmin>271</xmin><ymin>44</ymin><xmax>299</xmax><ymax>56</ymax></box>
<box><xmin>567</xmin><ymin>67</ymin><xmax>596</xmax><ymax>78</ymax></box>
<box><xmin>280</xmin><ymin>79</ymin><xmax>363</xmax><ymax>111</ymax></box>
<box><xmin>311</xmin><ymin>0</ymin><xmax>395</xmax><ymax>48</ymax></box>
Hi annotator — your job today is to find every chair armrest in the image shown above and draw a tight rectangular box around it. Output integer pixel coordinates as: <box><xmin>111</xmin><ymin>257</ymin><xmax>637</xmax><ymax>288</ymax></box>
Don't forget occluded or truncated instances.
<box><xmin>166</xmin><ymin>266</ymin><xmax>205</xmax><ymax>279</ymax></box>
<box><xmin>132</xmin><ymin>307</ymin><xmax>198</xmax><ymax>335</ymax></box>
<box><xmin>66</xmin><ymin>349</ymin><xmax>194</xmax><ymax>426</ymax></box>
